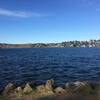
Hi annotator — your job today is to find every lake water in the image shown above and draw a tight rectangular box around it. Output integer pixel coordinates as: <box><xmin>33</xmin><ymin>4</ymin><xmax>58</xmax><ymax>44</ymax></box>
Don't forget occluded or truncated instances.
<box><xmin>0</xmin><ymin>48</ymin><xmax>100</xmax><ymax>90</ymax></box>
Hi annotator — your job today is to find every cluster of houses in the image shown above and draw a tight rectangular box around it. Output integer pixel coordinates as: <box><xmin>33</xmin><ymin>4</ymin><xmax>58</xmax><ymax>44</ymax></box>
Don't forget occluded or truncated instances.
<box><xmin>0</xmin><ymin>40</ymin><xmax>100</xmax><ymax>48</ymax></box>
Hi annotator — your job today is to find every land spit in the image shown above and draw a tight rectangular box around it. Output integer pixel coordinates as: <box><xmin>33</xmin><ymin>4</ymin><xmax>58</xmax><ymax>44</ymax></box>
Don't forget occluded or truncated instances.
<box><xmin>0</xmin><ymin>79</ymin><xmax>100</xmax><ymax>100</ymax></box>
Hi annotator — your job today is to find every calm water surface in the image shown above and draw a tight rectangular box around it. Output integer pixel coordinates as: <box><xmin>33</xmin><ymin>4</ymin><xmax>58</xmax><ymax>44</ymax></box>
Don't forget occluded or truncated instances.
<box><xmin>0</xmin><ymin>48</ymin><xmax>100</xmax><ymax>89</ymax></box>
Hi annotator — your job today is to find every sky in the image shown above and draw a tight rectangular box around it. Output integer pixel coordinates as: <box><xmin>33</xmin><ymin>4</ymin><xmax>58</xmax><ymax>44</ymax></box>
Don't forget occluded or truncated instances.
<box><xmin>0</xmin><ymin>0</ymin><xmax>100</xmax><ymax>43</ymax></box>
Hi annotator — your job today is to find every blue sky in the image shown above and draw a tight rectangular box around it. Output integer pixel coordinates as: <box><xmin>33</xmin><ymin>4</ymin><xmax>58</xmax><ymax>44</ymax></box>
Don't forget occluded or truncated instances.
<box><xmin>0</xmin><ymin>0</ymin><xmax>100</xmax><ymax>43</ymax></box>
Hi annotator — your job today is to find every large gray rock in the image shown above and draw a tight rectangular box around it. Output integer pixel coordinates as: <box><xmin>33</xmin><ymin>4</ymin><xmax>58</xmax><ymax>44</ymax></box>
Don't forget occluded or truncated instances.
<box><xmin>73</xmin><ymin>82</ymin><xmax>93</xmax><ymax>95</ymax></box>
<box><xmin>65</xmin><ymin>81</ymin><xmax>94</xmax><ymax>95</ymax></box>
<box><xmin>3</xmin><ymin>83</ymin><xmax>15</xmax><ymax>95</ymax></box>
<box><xmin>66</xmin><ymin>81</ymin><xmax>85</xmax><ymax>89</ymax></box>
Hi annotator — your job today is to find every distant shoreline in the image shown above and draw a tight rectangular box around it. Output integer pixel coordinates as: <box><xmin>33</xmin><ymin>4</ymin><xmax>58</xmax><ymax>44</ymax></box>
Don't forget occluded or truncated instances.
<box><xmin>1</xmin><ymin>39</ymin><xmax>100</xmax><ymax>48</ymax></box>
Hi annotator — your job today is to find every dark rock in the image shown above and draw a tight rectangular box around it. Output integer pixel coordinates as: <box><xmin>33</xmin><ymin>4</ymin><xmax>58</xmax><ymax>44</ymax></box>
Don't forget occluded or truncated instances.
<box><xmin>73</xmin><ymin>82</ymin><xmax>93</xmax><ymax>95</ymax></box>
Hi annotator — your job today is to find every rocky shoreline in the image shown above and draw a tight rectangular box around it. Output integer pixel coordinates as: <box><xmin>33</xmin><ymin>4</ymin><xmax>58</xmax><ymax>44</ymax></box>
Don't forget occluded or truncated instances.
<box><xmin>0</xmin><ymin>79</ymin><xmax>100</xmax><ymax>100</ymax></box>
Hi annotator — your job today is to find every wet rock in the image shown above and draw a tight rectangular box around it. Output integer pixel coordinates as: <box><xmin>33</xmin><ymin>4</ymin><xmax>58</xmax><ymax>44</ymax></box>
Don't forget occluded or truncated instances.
<box><xmin>54</xmin><ymin>87</ymin><xmax>66</xmax><ymax>94</ymax></box>
<box><xmin>3</xmin><ymin>83</ymin><xmax>15</xmax><ymax>95</ymax></box>
<box><xmin>23</xmin><ymin>83</ymin><xmax>33</xmax><ymax>94</ymax></box>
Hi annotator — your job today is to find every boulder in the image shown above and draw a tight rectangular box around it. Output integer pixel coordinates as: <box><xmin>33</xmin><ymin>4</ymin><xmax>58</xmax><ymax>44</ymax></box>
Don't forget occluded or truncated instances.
<box><xmin>15</xmin><ymin>87</ymin><xmax>23</xmax><ymax>97</ymax></box>
<box><xmin>3</xmin><ymin>83</ymin><xmax>15</xmax><ymax>95</ymax></box>
<box><xmin>73</xmin><ymin>82</ymin><xmax>93</xmax><ymax>95</ymax></box>
<box><xmin>45</xmin><ymin>79</ymin><xmax>54</xmax><ymax>91</ymax></box>
<box><xmin>36</xmin><ymin>84</ymin><xmax>54</xmax><ymax>96</ymax></box>
<box><xmin>36</xmin><ymin>80</ymin><xmax>54</xmax><ymax>97</ymax></box>
<box><xmin>36</xmin><ymin>85</ymin><xmax>46</xmax><ymax>93</ymax></box>
<box><xmin>66</xmin><ymin>81</ymin><xmax>85</xmax><ymax>89</ymax></box>
<box><xmin>54</xmin><ymin>87</ymin><xmax>66</xmax><ymax>94</ymax></box>
<box><xmin>23</xmin><ymin>83</ymin><xmax>33</xmax><ymax>94</ymax></box>
<box><xmin>66</xmin><ymin>81</ymin><xmax>94</xmax><ymax>95</ymax></box>
<box><xmin>66</xmin><ymin>82</ymin><xmax>77</xmax><ymax>90</ymax></box>
<box><xmin>65</xmin><ymin>82</ymin><xmax>77</xmax><ymax>93</ymax></box>
<box><xmin>45</xmin><ymin>79</ymin><xmax>54</xmax><ymax>95</ymax></box>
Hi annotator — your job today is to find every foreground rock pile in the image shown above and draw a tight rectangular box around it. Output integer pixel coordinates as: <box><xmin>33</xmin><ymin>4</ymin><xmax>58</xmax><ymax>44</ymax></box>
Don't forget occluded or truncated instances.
<box><xmin>0</xmin><ymin>79</ymin><xmax>100</xmax><ymax>100</ymax></box>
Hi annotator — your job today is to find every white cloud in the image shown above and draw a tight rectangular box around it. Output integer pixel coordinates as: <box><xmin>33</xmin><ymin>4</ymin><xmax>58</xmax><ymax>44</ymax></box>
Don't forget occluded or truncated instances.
<box><xmin>0</xmin><ymin>8</ymin><xmax>46</xmax><ymax>18</ymax></box>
